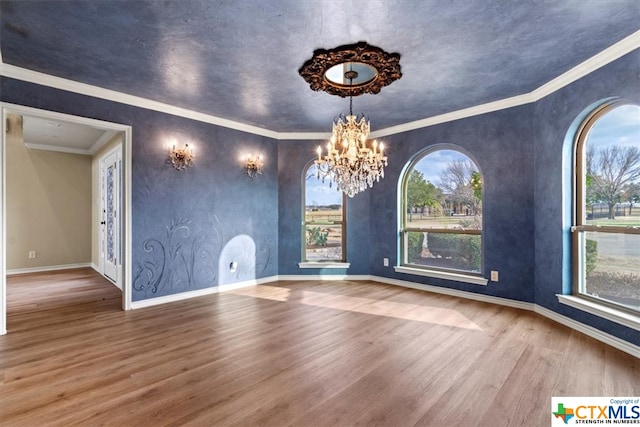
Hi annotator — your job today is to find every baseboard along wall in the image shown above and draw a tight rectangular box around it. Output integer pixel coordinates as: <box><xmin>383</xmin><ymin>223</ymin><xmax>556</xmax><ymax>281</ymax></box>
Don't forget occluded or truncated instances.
<box><xmin>7</xmin><ymin>267</ymin><xmax>638</xmax><ymax>359</ymax></box>
<box><xmin>6</xmin><ymin>263</ymin><xmax>92</xmax><ymax>276</ymax></box>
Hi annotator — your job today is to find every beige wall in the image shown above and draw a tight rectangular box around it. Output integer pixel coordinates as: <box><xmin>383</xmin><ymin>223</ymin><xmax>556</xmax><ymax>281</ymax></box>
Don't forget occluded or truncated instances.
<box><xmin>6</xmin><ymin>114</ymin><xmax>93</xmax><ymax>270</ymax></box>
<box><xmin>91</xmin><ymin>133</ymin><xmax>122</xmax><ymax>267</ymax></box>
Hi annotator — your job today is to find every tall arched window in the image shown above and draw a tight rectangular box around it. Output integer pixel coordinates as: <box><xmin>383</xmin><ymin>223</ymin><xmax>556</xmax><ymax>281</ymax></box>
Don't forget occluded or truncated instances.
<box><xmin>572</xmin><ymin>101</ymin><xmax>640</xmax><ymax>314</ymax></box>
<box><xmin>302</xmin><ymin>162</ymin><xmax>346</xmax><ymax>262</ymax></box>
<box><xmin>399</xmin><ymin>147</ymin><xmax>483</xmax><ymax>280</ymax></box>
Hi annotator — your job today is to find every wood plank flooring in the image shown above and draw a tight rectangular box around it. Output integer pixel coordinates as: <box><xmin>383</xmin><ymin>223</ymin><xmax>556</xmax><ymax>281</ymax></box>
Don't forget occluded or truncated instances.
<box><xmin>1</xmin><ymin>268</ymin><xmax>638</xmax><ymax>426</ymax></box>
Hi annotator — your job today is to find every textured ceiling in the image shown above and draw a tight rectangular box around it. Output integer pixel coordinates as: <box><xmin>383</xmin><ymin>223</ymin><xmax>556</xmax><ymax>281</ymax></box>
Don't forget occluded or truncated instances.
<box><xmin>1</xmin><ymin>0</ymin><xmax>639</xmax><ymax>133</ymax></box>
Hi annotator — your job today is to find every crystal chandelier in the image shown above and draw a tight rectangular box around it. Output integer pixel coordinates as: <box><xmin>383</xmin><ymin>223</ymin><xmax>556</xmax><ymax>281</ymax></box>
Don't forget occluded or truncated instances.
<box><xmin>299</xmin><ymin>42</ymin><xmax>401</xmax><ymax>197</ymax></box>
<box><xmin>314</xmin><ymin>86</ymin><xmax>388</xmax><ymax>197</ymax></box>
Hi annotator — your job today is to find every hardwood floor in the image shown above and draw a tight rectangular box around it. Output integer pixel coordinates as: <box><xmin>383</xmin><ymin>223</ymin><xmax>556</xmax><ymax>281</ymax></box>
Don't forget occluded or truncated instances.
<box><xmin>1</xmin><ymin>269</ymin><xmax>638</xmax><ymax>426</ymax></box>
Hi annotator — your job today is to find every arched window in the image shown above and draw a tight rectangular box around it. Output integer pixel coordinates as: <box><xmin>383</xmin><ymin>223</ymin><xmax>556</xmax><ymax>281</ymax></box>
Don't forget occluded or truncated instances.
<box><xmin>399</xmin><ymin>147</ymin><xmax>483</xmax><ymax>279</ymax></box>
<box><xmin>302</xmin><ymin>162</ymin><xmax>346</xmax><ymax>262</ymax></box>
<box><xmin>572</xmin><ymin>101</ymin><xmax>640</xmax><ymax>314</ymax></box>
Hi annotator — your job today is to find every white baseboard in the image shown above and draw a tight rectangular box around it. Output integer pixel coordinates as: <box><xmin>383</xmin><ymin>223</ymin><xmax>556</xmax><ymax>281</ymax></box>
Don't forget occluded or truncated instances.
<box><xmin>371</xmin><ymin>275</ymin><xmax>535</xmax><ymax>311</ymax></box>
<box><xmin>369</xmin><ymin>275</ymin><xmax>638</xmax><ymax>359</ymax></box>
<box><xmin>126</xmin><ymin>273</ymin><xmax>639</xmax><ymax>359</ymax></box>
<box><xmin>534</xmin><ymin>305</ymin><xmax>640</xmax><ymax>359</ymax></box>
<box><xmin>6</xmin><ymin>263</ymin><xmax>92</xmax><ymax>276</ymax></box>
<box><xmin>130</xmin><ymin>275</ymin><xmax>279</xmax><ymax>309</ymax></box>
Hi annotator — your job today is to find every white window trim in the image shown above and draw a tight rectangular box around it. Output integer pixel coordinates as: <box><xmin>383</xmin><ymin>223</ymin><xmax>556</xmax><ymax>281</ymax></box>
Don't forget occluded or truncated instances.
<box><xmin>398</xmin><ymin>145</ymin><xmax>485</xmax><ymax>286</ymax></box>
<box><xmin>302</xmin><ymin>161</ymin><xmax>347</xmax><ymax>265</ymax></box>
<box><xmin>298</xmin><ymin>262</ymin><xmax>351</xmax><ymax>269</ymax></box>
<box><xmin>569</xmin><ymin>100</ymin><xmax>640</xmax><ymax>329</ymax></box>
<box><xmin>557</xmin><ymin>294</ymin><xmax>640</xmax><ymax>332</ymax></box>
<box><xmin>394</xmin><ymin>265</ymin><xmax>488</xmax><ymax>286</ymax></box>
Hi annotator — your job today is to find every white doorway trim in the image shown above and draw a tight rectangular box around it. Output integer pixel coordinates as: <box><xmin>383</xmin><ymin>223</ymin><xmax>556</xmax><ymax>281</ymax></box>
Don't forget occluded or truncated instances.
<box><xmin>0</xmin><ymin>102</ymin><xmax>133</xmax><ymax>335</ymax></box>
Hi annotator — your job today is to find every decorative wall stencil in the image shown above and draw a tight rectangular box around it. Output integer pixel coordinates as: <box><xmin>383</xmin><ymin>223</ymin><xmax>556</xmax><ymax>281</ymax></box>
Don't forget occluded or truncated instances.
<box><xmin>256</xmin><ymin>238</ymin><xmax>272</xmax><ymax>273</ymax></box>
<box><xmin>133</xmin><ymin>216</ymin><xmax>273</xmax><ymax>297</ymax></box>
<box><xmin>133</xmin><ymin>217</ymin><xmax>221</xmax><ymax>295</ymax></box>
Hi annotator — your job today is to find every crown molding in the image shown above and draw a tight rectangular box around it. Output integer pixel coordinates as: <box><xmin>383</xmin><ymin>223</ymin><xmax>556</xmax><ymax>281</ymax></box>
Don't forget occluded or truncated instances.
<box><xmin>89</xmin><ymin>130</ymin><xmax>118</xmax><ymax>155</ymax></box>
<box><xmin>530</xmin><ymin>29</ymin><xmax>640</xmax><ymax>101</ymax></box>
<box><xmin>0</xmin><ymin>63</ymin><xmax>279</xmax><ymax>139</ymax></box>
<box><xmin>1</xmin><ymin>101</ymin><xmax>131</xmax><ymax>131</ymax></box>
<box><xmin>368</xmin><ymin>29</ymin><xmax>640</xmax><ymax>138</ymax></box>
<box><xmin>1</xmin><ymin>29</ymin><xmax>639</xmax><ymax>140</ymax></box>
<box><xmin>23</xmin><ymin>141</ymin><xmax>91</xmax><ymax>155</ymax></box>
<box><xmin>370</xmin><ymin>92</ymin><xmax>535</xmax><ymax>138</ymax></box>
<box><xmin>276</xmin><ymin>132</ymin><xmax>331</xmax><ymax>140</ymax></box>
<box><xmin>23</xmin><ymin>129</ymin><xmax>118</xmax><ymax>156</ymax></box>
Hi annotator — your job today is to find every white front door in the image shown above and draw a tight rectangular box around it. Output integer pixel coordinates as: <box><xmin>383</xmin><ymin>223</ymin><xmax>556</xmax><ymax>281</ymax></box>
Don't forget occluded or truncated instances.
<box><xmin>100</xmin><ymin>148</ymin><xmax>121</xmax><ymax>286</ymax></box>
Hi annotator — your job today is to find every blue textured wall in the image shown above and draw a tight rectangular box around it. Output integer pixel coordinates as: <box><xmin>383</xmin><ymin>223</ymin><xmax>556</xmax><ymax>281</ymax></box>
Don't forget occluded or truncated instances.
<box><xmin>368</xmin><ymin>106</ymin><xmax>536</xmax><ymax>302</ymax></box>
<box><xmin>277</xmin><ymin>139</ymin><xmax>370</xmax><ymax>276</ymax></box>
<box><xmin>0</xmin><ymin>78</ymin><xmax>279</xmax><ymax>301</ymax></box>
<box><xmin>130</xmin><ymin>117</ymin><xmax>278</xmax><ymax>300</ymax></box>
<box><xmin>533</xmin><ymin>49</ymin><xmax>640</xmax><ymax>346</ymax></box>
<box><xmin>1</xmin><ymin>48</ymin><xmax>638</xmax><ymax>346</ymax></box>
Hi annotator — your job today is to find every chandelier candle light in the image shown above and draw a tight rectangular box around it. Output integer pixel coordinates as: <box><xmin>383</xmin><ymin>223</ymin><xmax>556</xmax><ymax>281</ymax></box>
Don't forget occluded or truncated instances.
<box><xmin>315</xmin><ymin>93</ymin><xmax>387</xmax><ymax>197</ymax></box>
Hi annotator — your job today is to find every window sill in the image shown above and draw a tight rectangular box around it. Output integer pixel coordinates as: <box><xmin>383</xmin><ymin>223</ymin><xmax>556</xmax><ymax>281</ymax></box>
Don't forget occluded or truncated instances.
<box><xmin>557</xmin><ymin>295</ymin><xmax>640</xmax><ymax>331</ymax></box>
<box><xmin>393</xmin><ymin>266</ymin><xmax>488</xmax><ymax>286</ymax></box>
<box><xmin>298</xmin><ymin>262</ymin><xmax>350</xmax><ymax>269</ymax></box>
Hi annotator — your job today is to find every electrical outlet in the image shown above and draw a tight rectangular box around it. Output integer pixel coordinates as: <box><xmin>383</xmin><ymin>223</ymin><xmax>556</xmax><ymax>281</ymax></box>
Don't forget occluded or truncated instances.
<box><xmin>383</xmin><ymin>258</ymin><xmax>389</xmax><ymax>267</ymax></box>
<box><xmin>28</xmin><ymin>251</ymin><xmax>37</xmax><ymax>259</ymax></box>
<box><xmin>490</xmin><ymin>270</ymin><xmax>499</xmax><ymax>282</ymax></box>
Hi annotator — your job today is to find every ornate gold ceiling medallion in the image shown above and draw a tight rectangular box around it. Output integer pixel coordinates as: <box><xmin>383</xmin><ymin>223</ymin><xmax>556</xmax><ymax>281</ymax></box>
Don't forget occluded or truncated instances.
<box><xmin>298</xmin><ymin>42</ymin><xmax>402</xmax><ymax>97</ymax></box>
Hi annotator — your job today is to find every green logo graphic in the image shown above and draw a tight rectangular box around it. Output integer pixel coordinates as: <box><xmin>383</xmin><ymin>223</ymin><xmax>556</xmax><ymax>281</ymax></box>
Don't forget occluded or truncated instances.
<box><xmin>553</xmin><ymin>403</ymin><xmax>575</xmax><ymax>424</ymax></box>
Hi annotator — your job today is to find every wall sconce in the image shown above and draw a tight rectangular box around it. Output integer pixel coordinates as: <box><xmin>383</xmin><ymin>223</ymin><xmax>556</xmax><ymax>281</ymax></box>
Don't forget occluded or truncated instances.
<box><xmin>169</xmin><ymin>143</ymin><xmax>195</xmax><ymax>170</ymax></box>
<box><xmin>246</xmin><ymin>154</ymin><xmax>264</xmax><ymax>178</ymax></box>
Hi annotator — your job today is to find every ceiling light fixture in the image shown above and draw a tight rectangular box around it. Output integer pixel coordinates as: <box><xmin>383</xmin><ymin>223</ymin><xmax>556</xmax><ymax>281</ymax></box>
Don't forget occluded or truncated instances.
<box><xmin>314</xmin><ymin>77</ymin><xmax>387</xmax><ymax>197</ymax></box>
<box><xmin>299</xmin><ymin>42</ymin><xmax>401</xmax><ymax>197</ymax></box>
